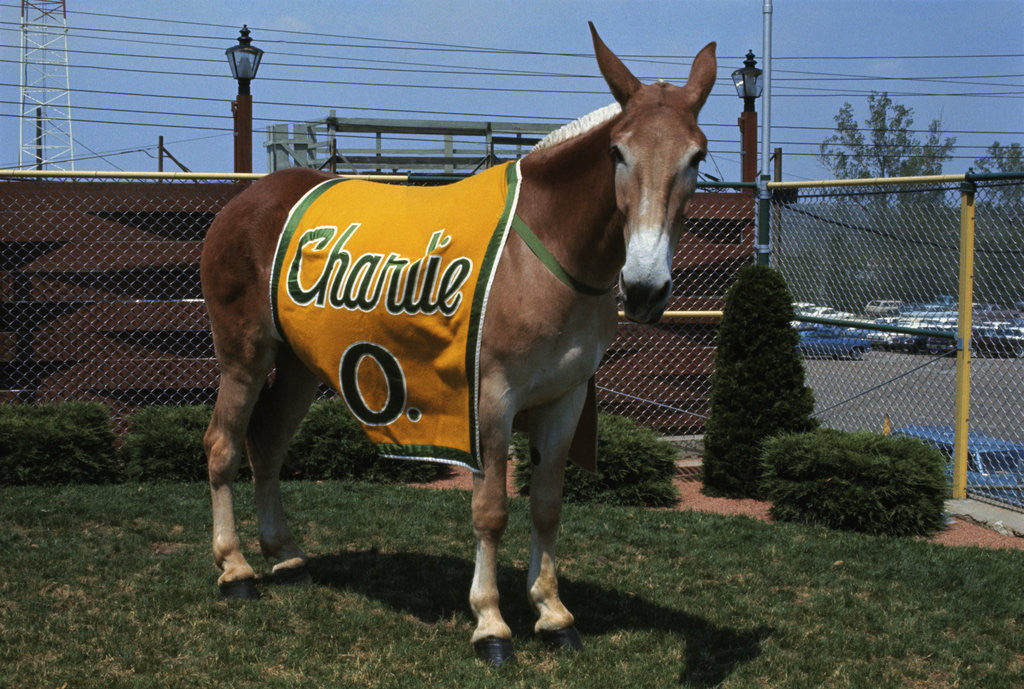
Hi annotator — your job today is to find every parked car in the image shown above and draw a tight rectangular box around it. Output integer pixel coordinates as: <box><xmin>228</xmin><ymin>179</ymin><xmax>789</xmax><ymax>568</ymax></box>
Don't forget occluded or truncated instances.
<box><xmin>893</xmin><ymin>425</ymin><xmax>1024</xmax><ymax>497</ymax></box>
<box><xmin>973</xmin><ymin>303</ymin><xmax>1022</xmax><ymax>322</ymax></box>
<box><xmin>864</xmin><ymin>299</ymin><xmax>903</xmax><ymax>317</ymax></box>
<box><xmin>797</xmin><ymin>326</ymin><xmax>872</xmax><ymax>360</ymax></box>
<box><xmin>870</xmin><ymin>329</ymin><xmax>929</xmax><ymax>353</ymax></box>
<box><xmin>792</xmin><ymin>303</ymin><xmax>858</xmax><ymax>322</ymax></box>
<box><xmin>972</xmin><ymin>325</ymin><xmax>1024</xmax><ymax>358</ymax></box>
<box><xmin>919</xmin><ymin>324</ymin><xmax>1024</xmax><ymax>358</ymax></box>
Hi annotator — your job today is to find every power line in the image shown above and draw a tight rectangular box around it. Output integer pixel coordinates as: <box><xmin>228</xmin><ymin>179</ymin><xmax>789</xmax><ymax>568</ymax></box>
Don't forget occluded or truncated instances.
<box><xmin>4</xmin><ymin>23</ymin><xmax>1022</xmax><ymax>90</ymax></box>
<box><xmin>3</xmin><ymin>17</ymin><xmax>1022</xmax><ymax>106</ymax></box>
<box><xmin>5</xmin><ymin>76</ymin><xmax>1023</xmax><ymax>139</ymax></box>
<box><xmin>0</xmin><ymin>104</ymin><xmax>1005</xmax><ymax>163</ymax></box>
<box><xmin>50</xmin><ymin>5</ymin><xmax>1024</xmax><ymax>65</ymax></box>
<box><xmin>6</xmin><ymin>12</ymin><xmax>1024</xmax><ymax>85</ymax></box>
<box><xmin>4</xmin><ymin>54</ymin><xmax>1022</xmax><ymax>106</ymax></box>
<box><xmin>5</xmin><ymin>2</ymin><xmax>1024</xmax><ymax>66</ymax></box>
<box><xmin>6</xmin><ymin>81</ymin><xmax>1023</xmax><ymax>151</ymax></box>
<box><xmin>2</xmin><ymin>1</ymin><xmax>1021</xmax><ymax>175</ymax></box>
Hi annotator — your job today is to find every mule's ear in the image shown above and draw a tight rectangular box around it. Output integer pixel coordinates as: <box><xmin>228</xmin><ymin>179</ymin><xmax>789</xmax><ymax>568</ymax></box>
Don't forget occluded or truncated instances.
<box><xmin>684</xmin><ymin>41</ymin><xmax>717</xmax><ymax>114</ymax></box>
<box><xmin>590</xmin><ymin>22</ymin><xmax>641</xmax><ymax>106</ymax></box>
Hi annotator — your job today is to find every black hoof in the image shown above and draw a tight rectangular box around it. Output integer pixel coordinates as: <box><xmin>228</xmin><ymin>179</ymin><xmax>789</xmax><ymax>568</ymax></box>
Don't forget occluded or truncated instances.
<box><xmin>474</xmin><ymin>636</ymin><xmax>515</xmax><ymax>666</ymax></box>
<box><xmin>271</xmin><ymin>564</ymin><xmax>312</xmax><ymax>587</ymax></box>
<box><xmin>539</xmin><ymin>626</ymin><xmax>584</xmax><ymax>651</ymax></box>
<box><xmin>219</xmin><ymin>578</ymin><xmax>260</xmax><ymax>600</ymax></box>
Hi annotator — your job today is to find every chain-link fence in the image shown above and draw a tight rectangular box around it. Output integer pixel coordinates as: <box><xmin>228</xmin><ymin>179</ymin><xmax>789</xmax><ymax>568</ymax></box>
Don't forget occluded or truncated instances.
<box><xmin>0</xmin><ymin>171</ymin><xmax>753</xmax><ymax>437</ymax></box>
<box><xmin>0</xmin><ymin>172</ymin><xmax>246</xmax><ymax>427</ymax></box>
<box><xmin>771</xmin><ymin>173</ymin><xmax>1024</xmax><ymax>511</ymax></box>
<box><xmin>6</xmin><ymin>168</ymin><xmax>1021</xmax><ymax>510</ymax></box>
<box><xmin>597</xmin><ymin>186</ymin><xmax>755</xmax><ymax>435</ymax></box>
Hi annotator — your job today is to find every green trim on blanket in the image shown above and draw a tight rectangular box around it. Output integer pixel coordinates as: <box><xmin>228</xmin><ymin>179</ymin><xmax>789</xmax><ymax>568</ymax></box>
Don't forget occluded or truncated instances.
<box><xmin>464</xmin><ymin>161</ymin><xmax>521</xmax><ymax>464</ymax></box>
<box><xmin>377</xmin><ymin>443</ymin><xmax>478</xmax><ymax>472</ymax></box>
<box><xmin>270</xmin><ymin>177</ymin><xmax>343</xmax><ymax>339</ymax></box>
<box><xmin>510</xmin><ymin>215</ymin><xmax>616</xmax><ymax>296</ymax></box>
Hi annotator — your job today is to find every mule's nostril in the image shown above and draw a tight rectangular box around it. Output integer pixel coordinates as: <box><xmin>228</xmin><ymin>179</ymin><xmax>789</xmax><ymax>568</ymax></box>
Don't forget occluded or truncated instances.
<box><xmin>652</xmin><ymin>280</ymin><xmax>670</xmax><ymax>303</ymax></box>
<box><xmin>621</xmin><ymin>277</ymin><xmax>670</xmax><ymax>308</ymax></box>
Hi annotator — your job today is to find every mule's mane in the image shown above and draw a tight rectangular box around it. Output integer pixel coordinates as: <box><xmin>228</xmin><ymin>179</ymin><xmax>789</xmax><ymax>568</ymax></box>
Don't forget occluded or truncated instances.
<box><xmin>532</xmin><ymin>102</ymin><xmax>621</xmax><ymax>152</ymax></box>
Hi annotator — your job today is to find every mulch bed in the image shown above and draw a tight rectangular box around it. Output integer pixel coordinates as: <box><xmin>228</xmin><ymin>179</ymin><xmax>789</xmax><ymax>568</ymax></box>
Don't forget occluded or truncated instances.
<box><xmin>416</xmin><ymin>463</ymin><xmax>1024</xmax><ymax>552</ymax></box>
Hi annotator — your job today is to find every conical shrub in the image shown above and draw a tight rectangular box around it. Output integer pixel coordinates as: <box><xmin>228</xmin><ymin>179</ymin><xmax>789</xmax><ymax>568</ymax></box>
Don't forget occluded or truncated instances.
<box><xmin>702</xmin><ymin>265</ymin><xmax>817</xmax><ymax>498</ymax></box>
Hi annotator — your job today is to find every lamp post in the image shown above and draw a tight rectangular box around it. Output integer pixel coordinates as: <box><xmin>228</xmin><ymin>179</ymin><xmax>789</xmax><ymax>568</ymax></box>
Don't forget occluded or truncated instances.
<box><xmin>732</xmin><ymin>50</ymin><xmax>763</xmax><ymax>184</ymax></box>
<box><xmin>226</xmin><ymin>25</ymin><xmax>263</xmax><ymax>174</ymax></box>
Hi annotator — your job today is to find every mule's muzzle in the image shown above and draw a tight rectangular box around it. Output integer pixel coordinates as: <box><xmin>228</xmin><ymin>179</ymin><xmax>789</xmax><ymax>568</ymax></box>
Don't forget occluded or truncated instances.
<box><xmin>621</xmin><ymin>276</ymin><xmax>670</xmax><ymax>323</ymax></box>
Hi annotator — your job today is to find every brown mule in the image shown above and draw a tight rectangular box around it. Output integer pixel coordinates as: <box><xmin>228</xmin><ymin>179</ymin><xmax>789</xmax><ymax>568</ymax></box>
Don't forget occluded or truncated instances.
<box><xmin>200</xmin><ymin>23</ymin><xmax>715</xmax><ymax>665</ymax></box>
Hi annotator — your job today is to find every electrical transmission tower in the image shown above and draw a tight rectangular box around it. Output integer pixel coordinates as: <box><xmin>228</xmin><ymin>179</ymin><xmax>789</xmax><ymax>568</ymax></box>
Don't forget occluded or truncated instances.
<box><xmin>19</xmin><ymin>0</ymin><xmax>74</xmax><ymax>169</ymax></box>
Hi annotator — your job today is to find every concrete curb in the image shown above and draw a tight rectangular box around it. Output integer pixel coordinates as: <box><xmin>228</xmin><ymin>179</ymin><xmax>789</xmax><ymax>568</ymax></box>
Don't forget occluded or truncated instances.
<box><xmin>946</xmin><ymin>499</ymin><xmax>1024</xmax><ymax>538</ymax></box>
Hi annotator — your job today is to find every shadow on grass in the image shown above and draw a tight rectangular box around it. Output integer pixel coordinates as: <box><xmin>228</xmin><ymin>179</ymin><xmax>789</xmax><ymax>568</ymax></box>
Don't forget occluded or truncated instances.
<box><xmin>286</xmin><ymin>550</ymin><xmax>771</xmax><ymax>687</ymax></box>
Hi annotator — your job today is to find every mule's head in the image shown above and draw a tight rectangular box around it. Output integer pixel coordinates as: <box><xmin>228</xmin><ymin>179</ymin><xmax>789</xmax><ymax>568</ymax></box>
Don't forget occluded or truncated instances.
<box><xmin>591</xmin><ymin>23</ymin><xmax>716</xmax><ymax>323</ymax></box>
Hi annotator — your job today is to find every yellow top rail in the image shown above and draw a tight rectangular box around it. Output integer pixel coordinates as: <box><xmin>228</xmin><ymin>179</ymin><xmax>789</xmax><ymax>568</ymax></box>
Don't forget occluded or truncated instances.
<box><xmin>618</xmin><ymin>310</ymin><xmax>723</xmax><ymax>320</ymax></box>
<box><xmin>768</xmin><ymin>173</ymin><xmax>968</xmax><ymax>190</ymax></box>
<box><xmin>5</xmin><ymin>169</ymin><xmax>1019</xmax><ymax>187</ymax></box>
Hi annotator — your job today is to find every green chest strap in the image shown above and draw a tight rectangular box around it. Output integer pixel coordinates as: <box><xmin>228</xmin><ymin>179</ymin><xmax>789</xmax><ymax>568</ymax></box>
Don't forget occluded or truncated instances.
<box><xmin>510</xmin><ymin>216</ymin><xmax>615</xmax><ymax>297</ymax></box>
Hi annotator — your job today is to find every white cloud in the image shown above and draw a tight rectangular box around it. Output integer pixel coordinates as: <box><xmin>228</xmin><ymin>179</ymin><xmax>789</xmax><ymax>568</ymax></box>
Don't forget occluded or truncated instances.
<box><xmin>270</xmin><ymin>14</ymin><xmax>315</xmax><ymax>33</ymax></box>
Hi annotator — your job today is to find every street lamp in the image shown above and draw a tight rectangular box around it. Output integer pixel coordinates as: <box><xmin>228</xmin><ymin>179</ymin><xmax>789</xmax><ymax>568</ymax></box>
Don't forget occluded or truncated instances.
<box><xmin>732</xmin><ymin>50</ymin><xmax>763</xmax><ymax>183</ymax></box>
<box><xmin>226</xmin><ymin>25</ymin><xmax>263</xmax><ymax>173</ymax></box>
<box><xmin>732</xmin><ymin>50</ymin><xmax>763</xmax><ymax>112</ymax></box>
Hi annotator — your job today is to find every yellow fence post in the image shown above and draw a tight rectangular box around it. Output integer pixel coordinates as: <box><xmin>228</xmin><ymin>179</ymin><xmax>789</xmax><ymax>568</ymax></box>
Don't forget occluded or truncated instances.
<box><xmin>952</xmin><ymin>180</ymin><xmax>976</xmax><ymax>499</ymax></box>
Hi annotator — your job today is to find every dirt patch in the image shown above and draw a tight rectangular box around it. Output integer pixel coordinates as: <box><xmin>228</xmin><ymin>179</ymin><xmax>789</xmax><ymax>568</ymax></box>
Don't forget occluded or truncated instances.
<box><xmin>673</xmin><ymin>479</ymin><xmax>772</xmax><ymax>521</ymax></box>
<box><xmin>673</xmin><ymin>476</ymin><xmax>1024</xmax><ymax>551</ymax></box>
<box><xmin>150</xmin><ymin>541</ymin><xmax>185</xmax><ymax>555</ymax></box>
<box><xmin>929</xmin><ymin>518</ymin><xmax>1024</xmax><ymax>551</ymax></box>
<box><xmin>415</xmin><ymin>462</ymin><xmax>1024</xmax><ymax>552</ymax></box>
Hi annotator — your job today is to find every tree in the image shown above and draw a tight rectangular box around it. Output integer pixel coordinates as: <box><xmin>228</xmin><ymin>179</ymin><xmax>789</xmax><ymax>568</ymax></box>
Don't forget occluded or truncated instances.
<box><xmin>812</xmin><ymin>93</ymin><xmax>960</xmax><ymax>309</ymax></box>
<box><xmin>974</xmin><ymin>141</ymin><xmax>1024</xmax><ymax>176</ymax></box>
<box><xmin>818</xmin><ymin>92</ymin><xmax>956</xmax><ymax>179</ymax></box>
<box><xmin>973</xmin><ymin>141</ymin><xmax>1024</xmax><ymax>207</ymax></box>
<box><xmin>702</xmin><ymin>265</ymin><xmax>818</xmax><ymax>499</ymax></box>
<box><xmin>971</xmin><ymin>141</ymin><xmax>1024</xmax><ymax>300</ymax></box>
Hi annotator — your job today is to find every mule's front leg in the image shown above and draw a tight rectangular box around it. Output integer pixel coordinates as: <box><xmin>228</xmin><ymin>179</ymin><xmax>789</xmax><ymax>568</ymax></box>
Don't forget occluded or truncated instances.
<box><xmin>527</xmin><ymin>389</ymin><xmax>587</xmax><ymax>651</ymax></box>
<box><xmin>528</xmin><ymin>457</ymin><xmax>582</xmax><ymax>650</ymax></box>
<box><xmin>470</xmin><ymin>453</ymin><xmax>513</xmax><ymax>665</ymax></box>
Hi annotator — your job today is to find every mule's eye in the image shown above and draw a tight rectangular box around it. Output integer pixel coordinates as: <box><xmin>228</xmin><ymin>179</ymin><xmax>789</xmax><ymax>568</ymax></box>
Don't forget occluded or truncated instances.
<box><xmin>609</xmin><ymin>145</ymin><xmax>625</xmax><ymax>167</ymax></box>
<box><xmin>690</xmin><ymin>150</ymin><xmax>707</xmax><ymax>168</ymax></box>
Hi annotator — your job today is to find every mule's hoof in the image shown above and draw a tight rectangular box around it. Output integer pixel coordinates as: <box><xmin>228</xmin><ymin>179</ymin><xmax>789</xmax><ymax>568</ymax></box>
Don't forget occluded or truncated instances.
<box><xmin>474</xmin><ymin>636</ymin><xmax>515</xmax><ymax>666</ymax></box>
<box><xmin>219</xmin><ymin>578</ymin><xmax>260</xmax><ymax>600</ymax></box>
<box><xmin>539</xmin><ymin>626</ymin><xmax>584</xmax><ymax>651</ymax></box>
<box><xmin>272</xmin><ymin>564</ymin><xmax>312</xmax><ymax>586</ymax></box>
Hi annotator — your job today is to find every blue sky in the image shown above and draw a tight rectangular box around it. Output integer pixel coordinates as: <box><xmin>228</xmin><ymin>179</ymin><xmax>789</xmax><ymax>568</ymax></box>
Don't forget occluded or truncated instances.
<box><xmin>2</xmin><ymin>0</ymin><xmax>1022</xmax><ymax>181</ymax></box>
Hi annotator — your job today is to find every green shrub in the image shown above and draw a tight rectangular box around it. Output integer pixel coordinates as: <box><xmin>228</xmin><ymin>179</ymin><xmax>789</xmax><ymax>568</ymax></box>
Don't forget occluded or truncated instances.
<box><xmin>122</xmin><ymin>400</ymin><xmax>450</xmax><ymax>484</ymax></box>
<box><xmin>702</xmin><ymin>265</ymin><xmax>818</xmax><ymax>498</ymax></box>
<box><xmin>761</xmin><ymin>429</ymin><xmax>948</xmax><ymax>537</ymax></box>
<box><xmin>284</xmin><ymin>398</ymin><xmax>451</xmax><ymax>483</ymax></box>
<box><xmin>122</xmin><ymin>405</ymin><xmax>213</xmax><ymax>482</ymax></box>
<box><xmin>0</xmin><ymin>402</ymin><xmax>119</xmax><ymax>485</ymax></box>
<box><xmin>512</xmin><ymin>412</ymin><xmax>679</xmax><ymax>507</ymax></box>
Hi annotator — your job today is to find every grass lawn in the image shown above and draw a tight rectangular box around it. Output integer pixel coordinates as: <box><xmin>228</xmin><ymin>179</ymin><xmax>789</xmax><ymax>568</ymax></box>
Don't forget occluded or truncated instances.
<box><xmin>1</xmin><ymin>480</ymin><xmax>1023</xmax><ymax>688</ymax></box>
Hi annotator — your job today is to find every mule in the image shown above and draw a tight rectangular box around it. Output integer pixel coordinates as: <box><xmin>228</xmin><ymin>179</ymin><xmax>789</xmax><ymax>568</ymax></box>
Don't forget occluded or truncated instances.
<box><xmin>200</xmin><ymin>23</ymin><xmax>715</xmax><ymax>665</ymax></box>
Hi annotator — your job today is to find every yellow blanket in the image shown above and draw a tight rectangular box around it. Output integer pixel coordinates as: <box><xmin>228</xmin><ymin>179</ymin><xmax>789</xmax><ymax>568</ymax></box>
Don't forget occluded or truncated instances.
<box><xmin>271</xmin><ymin>161</ymin><xmax>520</xmax><ymax>471</ymax></box>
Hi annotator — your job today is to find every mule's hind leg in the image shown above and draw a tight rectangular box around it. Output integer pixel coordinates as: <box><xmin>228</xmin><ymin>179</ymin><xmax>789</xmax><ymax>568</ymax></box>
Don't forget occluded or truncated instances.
<box><xmin>205</xmin><ymin>354</ymin><xmax>274</xmax><ymax>598</ymax></box>
<box><xmin>526</xmin><ymin>384</ymin><xmax>588</xmax><ymax>651</ymax></box>
<box><xmin>246</xmin><ymin>345</ymin><xmax>320</xmax><ymax>582</ymax></box>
